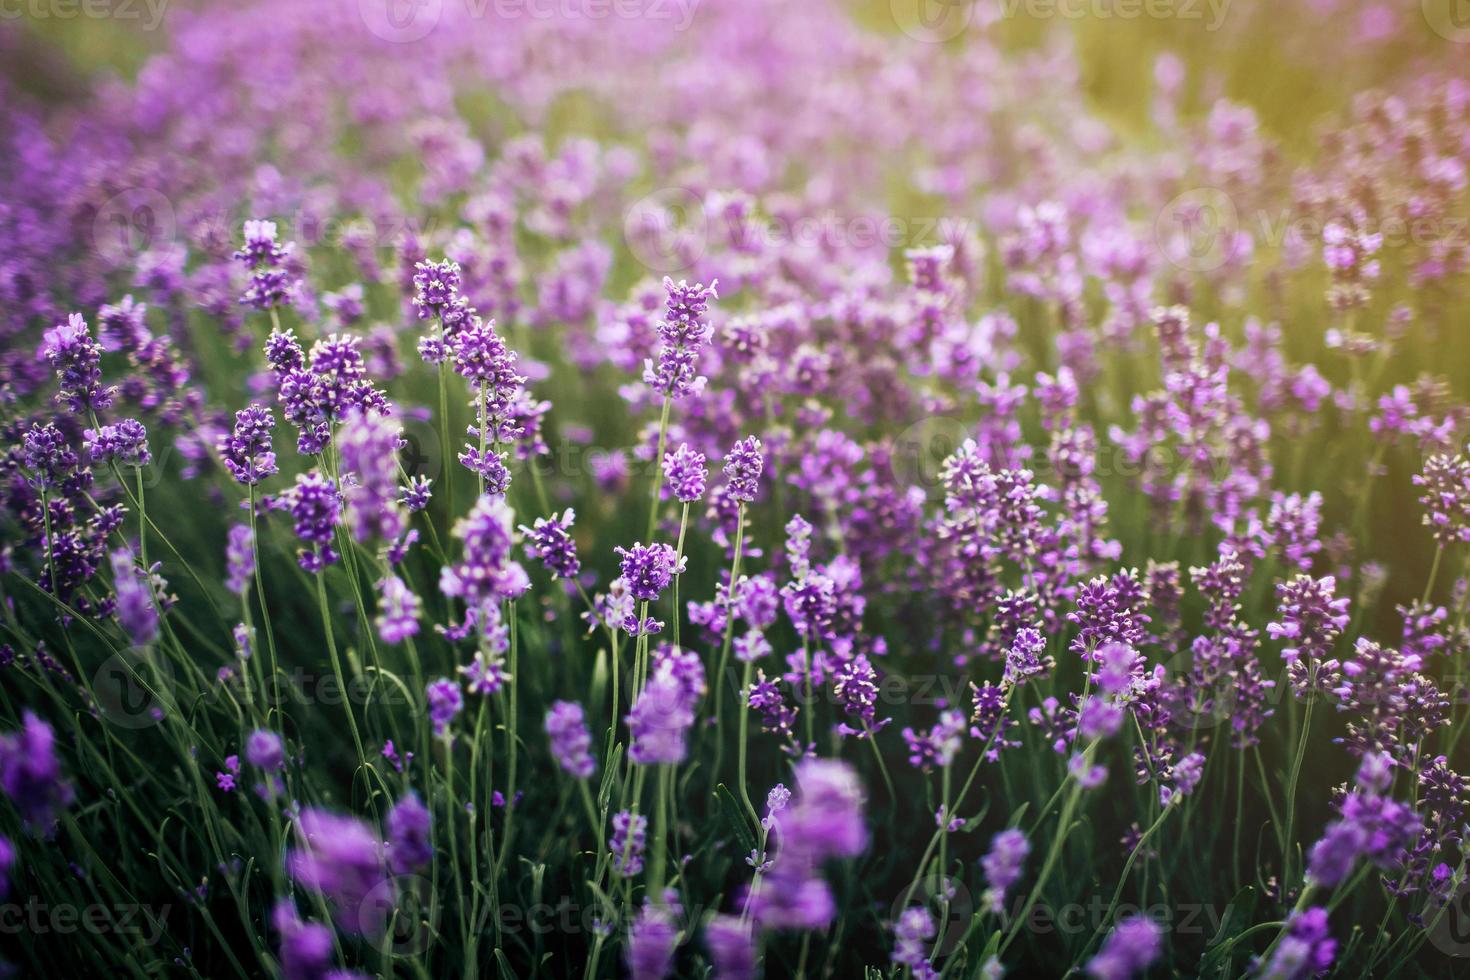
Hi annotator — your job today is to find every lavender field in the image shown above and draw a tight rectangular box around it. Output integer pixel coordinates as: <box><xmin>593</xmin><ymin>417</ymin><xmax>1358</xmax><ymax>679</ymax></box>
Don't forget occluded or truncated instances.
<box><xmin>2</xmin><ymin>0</ymin><xmax>1470</xmax><ymax>976</ymax></box>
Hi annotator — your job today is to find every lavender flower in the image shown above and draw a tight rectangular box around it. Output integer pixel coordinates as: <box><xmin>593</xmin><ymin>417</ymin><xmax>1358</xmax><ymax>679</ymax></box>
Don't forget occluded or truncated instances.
<box><xmin>663</xmin><ymin>443</ymin><xmax>708</xmax><ymax>502</ymax></box>
<box><xmin>891</xmin><ymin>907</ymin><xmax>939</xmax><ymax>980</ymax></box>
<box><xmin>338</xmin><ymin>410</ymin><xmax>405</xmax><ymax>543</ymax></box>
<box><xmin>980</xmin><ymin>829</ymin><xmax>1030</xmax><ymax>913</ymax></box>
<box><xmin>1086</xmin><ymin>915</ymin><xmax>1162</xmax><ymax>980</ymax></box>
<box><xmin>386</xmin><ymin>792</ymin><xmax>433</xmax><ymax>874</ymax></box>
<box><xmin>610</xmin><ymin>810</ymin><xmax>649</xmax><ymax>877</ymax></box>
<box><xmin>246</xmin><ymin>730</ymin><xmax>286</xmax><ymax>771</ymax></box>
<box><xmin>1256</xmin><ymin>907</ymin><xmax>1337</xmax><ymax>979</ymax></box>
<box><xmin>627</xmin><ymin>904</ymin><xmax>679</xmax><ymax>980</ymax></box>
<box><xmin>273</xmin><ymin>901</ymin><xmax>334</xmax><ymax>980</ymax></box>
<box><xmin>1306</xmin><ymin>755</ymin><xmax>1422</xmax><ymax>886</ymax></box>
<box><xmin>616</xmin><ymin>542</ymin><xmax>685</xmax><ymax>602</ymax></box>
<box><xmin>375</xmin><ymin>575</ymin><xmax>421</xmax><ymax>644</ymax></box>
<box><xmin>43</xmin><ymin>313</ymin><xmax>114</xmax><ymax>413</ymax></box>
<box><xmin>288</xmin><ymin>808</ymin><xmax>386</xmax><ymax>934</ymax></box>
<box><xmin>704</xmin><ymin>915</ymin><xmax>755</xmax><ymax>980</ymax></box>
<box><xmin>644</xmin><ymin>277</ymin><xmax>718</xmax><ymax>399</ymax></box>
<box><xmin>722</xmin><ymin>436</ymin><xmax>764</xmax><ymax>504</ymax></box>
<box><xmin>440</xmin><ymin>495</ymin><xmax>529</xmax><ymax>634</ymax></box>
<box><xmin>225</xmin><ymin>524</ymin><xmax>254</xmax><ymax>595</ymax></box>
<box><xmin>521</xmin><ymin>510</ymin><xmax>581</xmax><ymax>580</ymax></box>
<box><xmin>1413</xmin><ymin>451</ymin><xmax>1470</xmax><ymax>545</ymax></box>
<box><xmin>110</xmin><ymin>550</ymin><xmax>158</xmax><ymax>647</ymax></box>
<box><xmin>627</xmin><ymin>671</ymin><xmax>695</xmax><ymax>765</ymax></box>
<box><xmin>278</xmin><ymin>472</ymin><xmax>341</xmax><ymax>572</ymax></box>
<box><xmin>545</xmin><ymin>700</ymin><xmax>596</xmax><ymax>779</ymax></box>
<box><xmin>426</xmin><ymin>678</ymin><xmax>464</xmax><ymax>737</ymax></box>
<box><xmin>234</xmin><ymin>220</ymin><xmax>298</xmax><ymax>310</ymax></box>
<box><xmin>0</xmin><ymin>712</ymin><xmax>75</xmax><ymax>835</ymax></box>
<box><xmin>219</xmin><ymin>405</ymin><xmax>279</xmax><ymax>486</ymax></box>
<box><xmin>84</xmin><ymin>419</ymin><xmax>150</xmax><ymax>468</ymax></box>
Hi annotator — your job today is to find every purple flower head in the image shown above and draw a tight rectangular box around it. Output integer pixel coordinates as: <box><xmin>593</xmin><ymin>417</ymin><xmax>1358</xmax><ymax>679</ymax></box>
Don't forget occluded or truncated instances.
<box><xmin>722</xmin><ymin>436</ymin><xmax>764</xmax><ymax>504</ymax></box>
<box><xmin>22</xmin><ymin>422</ymin><xmax>82</xmax><ymax>491</ymax></box>
<box><xmin>278</xmin><ymin>472</ymin><xmax>341</xmax><ymax>572</ymax></box>
<box><xmin>338</xmin><ymin>409</ymin><xmax>405</xmax><ymax>543</ymax></box>
<box><xmin>610</xmin><ymin>810</ymin><xmax>649</xmax><ymax>877</ymax></box>
<box><xmin>1095</xmin><ymin>641</ymin><xmax>1139</xmax><ymax>696</ymax></box>
<box><xmin>971</xmin><ymin>684</ymin><xmax>1018</xmax><ymax>760</ymax></box>
<box><xmin>110</xmin><ymin>550</ymin><xmax>159</xmax><ymax>647</ymax></box>
<box><xmin>1256</xmin><ymin>907</ymin><xmax>1336</xmax><ymax>980</ymax></box>
<box><xmin>626</xmin><ymin>904</ymin><xmax>679</xmax><ymax>980</ymax></box>
<box><xmin>287</xmin><ymin>808</ymin><xmax>386</xmax><ymax>935</ymax></box>
<box><xmin>545</xmin><ymin>700</ymin><xmax>596</xmax><ymax>779</ymax></box>
<box><xmin>459</xmin><ymin>648</ymin><xmax>510</xmax><ymax>697</ymax></box>
<box><xmin>777</xmin><ymin>758</ymin><xmax>868</xmax><ymax>862</ymax></box>
<box><xmin>981</xmin><ymin>828</ymin><xmax>1031</xmax><ymax>913</ymax></box>
<box><xmin>84</xmin><ymin>419</ymin><xmax>151</xmax><ymax>468</ymax></box>
<box><xmin>412</xmin><ymin>259</ymin><xmax>466</xmax><ymax>322</ymax></box>
<box><xmin>426</xmin><ymin>678</ymin><xmax>463</xmax><ymax>737</ymax></box>
<box><xmin>224</xmin><ymin>524</ymin><xmax>254</xmax><ymax>595</ymax></box>
<box><xmin>644</xmin><ymin>276</ymin><xmax>718</xmax><ymax>399</ymax></box>
<box><xmin>663</xmin><ymin>443</ymin><xmax>707</xmax><ymax>503</ymax></box>
<box><xmin>441</xmin><ymin>495</ymin><xmax>529</xmax><ymax>623</ymax></box>
<box><xmin>1086</xmin><ymin>915</ymin><xmax>1162</xmax><ymax>980</ymax></box>
<box><xmin>272</xmin><ymin>901</ymin><xmax>334</xmax><ymax>980</ymax></box>
<box><xmin>903</xmin><ymin>710</ymin><xmax>967</xmax><ymax>771</ymax></box>
<box><xmin>0</xmin><ymin>836</ymin><xmax>12</xmax><ymax>899</ymax></box>
<box><xmin>98</xmin><ymin>295</ymin><xmax>149</xmax><ymax>352</ymax></box>
<box><xmin>1005</xmin><ymin>627</ymin><xmax>1051</xmax><ymax>685</ymax></box>
<box><xmin>375</xmin><ymin>575</ymin><xmax>421</xmax><ymax>644</ymax></box>
<box><xmin>521</xmin><ymin>510</ymin><xmax>581</xmax><ymax>580</ymax></box>
<box><xmin>627</xmin><ymin>671</ymin><xmax>695</xmax><ymax>765</ymax></box>
<box><xmin>386</xmin><ymin>792</ymin><xmax>433</xmax><ymax>875</ymax></box>
<box><xmin>705</xmin><ymin>914</ymin><xmax>756</xmax><ymax>980</ymax></box>
<box><xmin>246</xmin><ymin>730</ymin><xmax>286</xmax><ymax>771</ymax></box>
<box><xmin>1413</xmin><ymin>451</ymin><xmax>1470</xmax><ymax>545</ymax></box>
<box><xmin>219</xmin><ymin>404</ymin><xmax>279</xmax><ymax>486</ymax></box>
<box><xmin>43</xmin><ymin>313</ymin><xmax>114</xmax><ymax>413</ymax></box>
<box><xmin>616</xmin><ymin>542</ymin><xmax>685</xmax><ymax>602</ymax></box>
<box><xmin>1306</xmin><ymin>786</ymin><xmax>1421</xmax><ymax>887</ymax></box>
<box><xmin>450</xmin><ymin>317</ymin><xmax>525</xmax><ymax>412</ymax></box>
<box><xmin>833</xmin><ymin>653</ymin><xmax>879</xmax><ymax>724</ymax></box>
<box><xmin>0</xmin><ymin>712</ymin><xmax>75</xmax><ymax>835</ymax></box>
<box><xmin>891</xmin><ymin>906</ymin><xmax>938</xmax><ymax>980</ymax></box>
<box><xmin>1160</xmin><ymin>752</ymin><xmax>1206</xmax><ymax>807</ymax></box>
<box><xmin>399</xmin><ymin>475</ymin><xmax>433</xmax><ymax>512</ymax></box>
<box><xmin>234</xmin><ymin>220</ymin><xmax>298</xmax><ymax>310</ymax></box>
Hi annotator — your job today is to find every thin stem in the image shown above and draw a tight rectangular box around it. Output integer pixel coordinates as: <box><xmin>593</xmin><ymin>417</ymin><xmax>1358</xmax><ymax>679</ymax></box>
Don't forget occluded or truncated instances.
<box><xmin>645</xmin><ymin>396</ymin><xmax>673</xmax><ymax>539</ymax></box>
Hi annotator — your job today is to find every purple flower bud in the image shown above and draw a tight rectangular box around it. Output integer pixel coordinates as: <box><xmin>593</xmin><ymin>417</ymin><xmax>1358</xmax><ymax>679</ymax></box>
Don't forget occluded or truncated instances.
<box><xmin>663</xmin><ymin>443</ymin><xmax>707</xmax><ymax>503</ymax></box>
<box><xmin>386</xmin><ymin>792</ymin><xmax>432</xmax><ymax>875</ymax></box>
<box><xmin>722</xmin><ymin>436</ymin><xmax>764</xmax><ymax>504</ymax></box>
<box><xmin>245</xmin><ymin>730</ymin><xmax>286</xmax><ymax>771</ymax></box>
<box><xmin>545</xmin><ymin>700</ymin><xmax>596</xmax><ymax>779</ymax></box>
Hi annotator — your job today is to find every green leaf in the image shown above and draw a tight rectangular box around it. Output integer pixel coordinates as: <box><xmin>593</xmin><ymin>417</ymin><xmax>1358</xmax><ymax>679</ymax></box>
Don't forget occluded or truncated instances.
<box><xmin>714</xmin><ymin>784</ymin><xmax>757</xmax><ymax>856</ymax></box>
